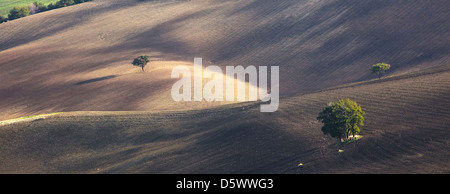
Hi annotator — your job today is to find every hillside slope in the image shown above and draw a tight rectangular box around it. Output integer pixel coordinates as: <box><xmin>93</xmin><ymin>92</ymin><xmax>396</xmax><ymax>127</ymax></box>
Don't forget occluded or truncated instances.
<box><xmin>1</xmin><ymin>0</ymin><xmax>449</xmax><ymax>120</ymax></box>
<box><xmin>0</xmin><ymin>64</ymin><xmax>448</xmax><ymax>173</ymax></box>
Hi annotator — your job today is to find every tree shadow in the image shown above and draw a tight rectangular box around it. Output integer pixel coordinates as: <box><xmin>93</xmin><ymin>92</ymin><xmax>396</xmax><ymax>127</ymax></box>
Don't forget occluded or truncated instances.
<box><xmin>75</xmin><ymin>75</ymin><xmax>118</xmax><ymax>85</ymax></box>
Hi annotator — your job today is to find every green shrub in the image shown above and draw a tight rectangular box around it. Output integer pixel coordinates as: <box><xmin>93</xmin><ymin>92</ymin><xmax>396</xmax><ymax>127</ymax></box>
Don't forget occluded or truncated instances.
<box><xmin>32</xmin><ymin>2</ymin><xmax>48</xmax><ymax>13</ymax></box>
<box><xmin>0</xmin><ymin>14</ymin><xmax>6</xmax><ymax>23</ymax></box>
<box><xmin>8</xmin><ymin>6</ymin><xmax>30</xmax><ymax>20</ymax></box>
<box><xmin>56</xmin><ymin>0</ymin><xmax>75</xmax><ymax>7</ymax></box>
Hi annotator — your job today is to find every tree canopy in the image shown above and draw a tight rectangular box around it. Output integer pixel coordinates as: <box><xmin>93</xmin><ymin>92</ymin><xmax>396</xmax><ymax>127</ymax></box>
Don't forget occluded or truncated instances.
<box><xmin>132</xmin><ymin>55</ymin><xmax>150</xmax><ymax>72</ymax></box>
<box><xmin>0</xmin><ymin>14</ymin><xmax>6</xmax><ymax>24</ymax></box>
<box><xmin>317</xmin><ymin>99</ymin><xmax>365</xmax><ymax>143</ymax></box>
<box><xmin>370</xmin><ymin>63</ymin><xmax>391</xmax><ymax>79</ymax></box>
<box><xmin>8</xmin><ymin>6</ymin><xmax>30</xmax><ymax>20</ymax></box>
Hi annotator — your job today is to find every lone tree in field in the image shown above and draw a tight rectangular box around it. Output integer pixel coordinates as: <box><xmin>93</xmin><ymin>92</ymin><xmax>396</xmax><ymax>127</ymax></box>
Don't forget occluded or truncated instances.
<box><xmin>132</xmin><ymin>55</ymin><xmax>150</xmax><ymax>72</ymax></box>
<box><xmin>317</xmin><ymin>99</ymin><xmax>365</xmax><ymax>143</ymax></box>
<box><xmin>370</xmin><ymin>63</ymin><xmax>391</xmax><ymax>79</ymax></box>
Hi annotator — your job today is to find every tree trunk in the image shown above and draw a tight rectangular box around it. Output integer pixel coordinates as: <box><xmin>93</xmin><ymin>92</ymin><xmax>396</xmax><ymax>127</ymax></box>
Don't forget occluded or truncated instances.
<box><xmin>142</xmin><ymin>66</ymin><xmax>145</xmax><ymax>72</ymax></box>
<box><xmin>351</xmin><ymin>125</ymin><xmax>355</xmax><ymax>138</ymax></box>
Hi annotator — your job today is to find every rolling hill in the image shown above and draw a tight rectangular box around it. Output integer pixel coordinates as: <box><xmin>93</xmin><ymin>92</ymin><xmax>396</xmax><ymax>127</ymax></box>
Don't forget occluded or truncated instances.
<box><xmin>0</xmin><ymin>64</ymin><xmax>449</xmax><ymax>173</ymax></box>
<box><xmin>0</xmin><ymin>0</ymin><xmax>449</xmax><ymax>173</ymax></box>
<box><xmin>1</xmin><ymin>0</ymin><xmax>449</xmax><ymax>120</ymax></box>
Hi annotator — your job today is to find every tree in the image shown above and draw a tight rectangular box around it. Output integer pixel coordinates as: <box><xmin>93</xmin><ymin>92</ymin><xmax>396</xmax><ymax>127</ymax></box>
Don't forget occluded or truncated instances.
<box><xmin>47</xmin><ymin>3</ymin><xmax>56</xmax><ymax>10</ymax></box>
<box><xmin>317</xmin><ymin>99</ymin><xmax>365</xmax><ymax>143</ymax></box>
<box><xmin>340</xmin><ymin>99</ymin><xmax>365</xmax><ymax>139</ymax></box>
<box><xmin>8</xmin><ymin>6</ymin><xmax>30</xmax><ymax>20</ymax></box>
<box><xmin>56</xmin><ymin>0</ymin><xmax>75</xmax><ymax>7</ymax></box>
<box><xmin>31</xmin><ymin>2</ymin><xmax>48</xmax><ymax>14</ymax></box>
<box><xmin>370</xmin><ymin>63</ymin><xmax>391</xmax><ymax>79</ymax></box>
<box><xmin>132</xmin><ymin>55</ymin><xmax>150</xmax><ymax>72</ymax></box>
<box><xmin>0</xmin><ymin>14</ymin><xmax>6</xmax><ymax>24</ymax></box>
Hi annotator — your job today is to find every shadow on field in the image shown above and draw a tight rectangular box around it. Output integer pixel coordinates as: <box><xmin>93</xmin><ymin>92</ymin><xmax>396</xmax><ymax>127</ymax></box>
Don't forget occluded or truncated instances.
<box><xmin>75</xmin><ymin>75</ymin><xmax>118</xmax><ymax>85</ymax></box>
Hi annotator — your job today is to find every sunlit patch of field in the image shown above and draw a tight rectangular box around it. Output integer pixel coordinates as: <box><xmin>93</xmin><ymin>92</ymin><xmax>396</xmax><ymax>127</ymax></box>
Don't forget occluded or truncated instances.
<box><xmin>0</xmin><ymin>112</ymin><xmax>63</xmax><ymax>126</ymax></box>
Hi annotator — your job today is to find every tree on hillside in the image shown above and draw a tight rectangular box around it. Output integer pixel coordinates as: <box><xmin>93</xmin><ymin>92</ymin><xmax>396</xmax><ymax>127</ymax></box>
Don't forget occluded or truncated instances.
<box><xmin>317</xmin><ymin>99</ymin><xmax>365</xmax><ymax>143</ymax></box>
<box><xmin>132</xmin><ymin>55</ymin><xmax>150</xmax><ymax>72</ymax></box>
<box><xmin>75</xmin><ymin>0</ymin><xmax>92</xmax><ymax>3</ymax></box>
<box><xmin>8</xmin><ymin>6</ymin><xmax>30</xmax><ymax>20</ymax></box>
<box><xmin>370</xmin><ymin>63</ymin><xmax>391</xmax><ymax>79</ymax></box>
<box><xmin>56</xmin><ymin>0</ymin><xmax>75</xmax><ymax>7</ymax></box>
<box><xmin>0</xmin><ymin>14</ymin><xmax>6</xmax><ymax>24</ymax></box>
<box><xmin>340</xmin><ymin>99</ymin><xmax>365</xmax><ymax>138</ymax></box>
<box><xmin>30</xmin><ymin>2</ymin><xmax>48</xmax><ymax>14</ymax></box>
